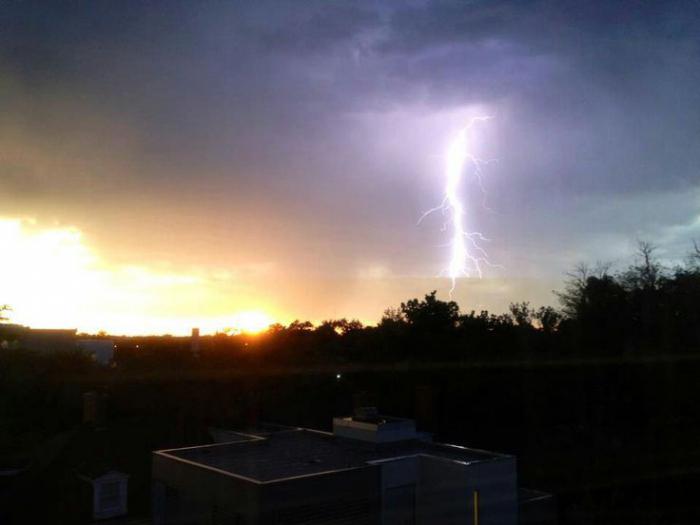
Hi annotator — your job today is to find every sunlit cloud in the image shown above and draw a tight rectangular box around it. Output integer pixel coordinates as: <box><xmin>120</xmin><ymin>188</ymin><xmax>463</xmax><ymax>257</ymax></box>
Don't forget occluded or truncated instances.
<box><xmin>227</xmin><ymin>311</ymin><xmax>274</xmax><ymax>334</ymax></box>
<box><xmin>357</xmin><ymin>263</ymin><xmax>392</xmax><ymax>280</ymax></box>
<box><xmin>0</xmin><ymin>217</ymin><xmax>279</xmax><ymax>335</ymax></box>
<box><xmin>2</xmin><ymin>2</ymin><xmax>698</xmax><ymax>328</ymax></box>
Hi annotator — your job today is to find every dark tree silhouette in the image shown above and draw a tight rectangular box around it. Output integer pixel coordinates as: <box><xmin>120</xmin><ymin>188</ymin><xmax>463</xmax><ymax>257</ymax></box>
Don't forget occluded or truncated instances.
<box><xmin>287</xmin><ymin>320</ymin><xmax>314</xmax><ymax>332</ymax></box>
<box><xmin>534</xmin><ymin>306</ymin><xmax>562</xmax><ymax>334</ymax></box>
<box><xmin>620</xmin><ymin>241</ymin><xmax>663</xmax><ymax>291</ymax></box>
<box><xmin>556</xmin><ymin>262</ymin><xmax>612</xmax><ymax>319</ymax></box>
<box><xmin>400</xmin><ymin>291</ymin><xmax>459</xmax><ymax>332</ymax></box>
<box><xmin>0</xmin><ymin>304</ymin><xmax>10</xmax><ymax>322</ymax></box>
<box><xmin>318</xmin><ymin>319</ymin><xmax>363</xmax><ymax>335</ymax></box>
<box><xmin>379</xmin><ymin>307</ymin><xmax>404</xmax><ymax>328</ymax></box>
<box><xmin>509</xmin><ymin>302</ymin><xmax>533</xmax><ymax>327</ymax></box>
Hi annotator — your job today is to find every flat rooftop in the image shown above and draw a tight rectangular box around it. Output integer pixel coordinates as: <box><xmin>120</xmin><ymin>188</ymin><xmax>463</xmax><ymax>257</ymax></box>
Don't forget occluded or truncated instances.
<box><xmin>157</xmin><ymin>428</ymin><xmax>507</xmax><ymax>483</ymax></box>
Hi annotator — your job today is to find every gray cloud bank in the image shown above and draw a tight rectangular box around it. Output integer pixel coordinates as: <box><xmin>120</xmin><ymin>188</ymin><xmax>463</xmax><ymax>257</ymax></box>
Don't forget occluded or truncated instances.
<box><xmin>1</xmin><ymin>0</ymin><xmax>699</xmax><ymax>311</ymax></box>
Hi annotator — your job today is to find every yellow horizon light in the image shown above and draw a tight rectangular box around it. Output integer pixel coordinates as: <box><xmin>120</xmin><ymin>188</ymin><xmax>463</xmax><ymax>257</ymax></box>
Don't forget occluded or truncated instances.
<box><xmin>0</xmin><ymin>217</ymin><xmax>279</xmax><ymax>336</ymax></box>
<box><xmin>227</xmin><ymin>311</ymin><xmax>274</xmax><ymax>334</ymax></box>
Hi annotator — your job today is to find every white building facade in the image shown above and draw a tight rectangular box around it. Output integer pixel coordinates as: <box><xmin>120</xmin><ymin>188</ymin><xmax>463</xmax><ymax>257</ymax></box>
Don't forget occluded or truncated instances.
<box><xmin>152</xmin><ymin>412</ymin><xmax>551</xmax><ymax>525</ymax></box>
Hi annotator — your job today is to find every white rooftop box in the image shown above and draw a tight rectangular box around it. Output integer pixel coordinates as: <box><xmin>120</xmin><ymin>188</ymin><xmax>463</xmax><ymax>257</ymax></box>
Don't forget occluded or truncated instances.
<box><xmin>333</xmin><ymin>409</ymin><xmax>418</xmax><ymax>443</ymax></box>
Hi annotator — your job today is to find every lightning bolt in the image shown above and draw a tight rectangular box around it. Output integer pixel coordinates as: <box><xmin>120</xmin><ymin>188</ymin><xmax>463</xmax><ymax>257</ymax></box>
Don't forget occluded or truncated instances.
<box><xmin>420</xmin><ymin>116</ymin><xmax>496</xmax><ymax>295</ymax></box>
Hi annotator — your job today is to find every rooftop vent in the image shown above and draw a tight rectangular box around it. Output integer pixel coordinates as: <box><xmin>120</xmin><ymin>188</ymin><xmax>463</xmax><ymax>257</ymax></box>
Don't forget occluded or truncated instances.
<box><xmin>353</xmin><ymin>407</ymin><xmax>381</xmax><ymax>423</ymax></box>
<box><xmin>334</xmin><ymin>411</ymin><xmax>418</xmax><ymax>443</ymax></box>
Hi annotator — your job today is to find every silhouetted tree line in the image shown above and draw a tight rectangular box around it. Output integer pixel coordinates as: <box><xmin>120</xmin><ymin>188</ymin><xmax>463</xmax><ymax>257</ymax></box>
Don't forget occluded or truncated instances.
<box><xmin>2</xmin><ymin>243</ymin><xmax>700</xmax><ymax>525</ymax></box>
<box><xmin>75</xmin><ymin>242</ymin><xmax>700</xmax><ymax>371</ymax></box>
<box><xmin>556</xmin><ymin>241</ymin><xmax>700</xmax><ymax>354</ymax></box>
<box><xmin>3</xmin><ymin>242</ymin><xmax>700</xmax><ymax>373</ymax></box>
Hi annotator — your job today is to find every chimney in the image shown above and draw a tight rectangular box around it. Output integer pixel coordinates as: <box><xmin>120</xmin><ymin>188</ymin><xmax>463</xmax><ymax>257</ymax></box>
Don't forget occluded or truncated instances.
<box><xmin>353</xmin><ymin>406</ymin><xmax>380</xmax><ymax>422</ymax></box>
<box><xmin>191</xmin><ymin>327</ymin><xmax>200</xmax><ymax>358</ymax></box>
<box><xmin>352</xmin><ymin>390</ymin><xmax>374</xmax><ymax>412</ymax></box>
<box><xmin>415</xmin><ymin>385</ymin><xmax>437</xmax><ymax>432</ymax></box>
<box><xmin>83</xmin><ymin>391</ymin><xmax>105</xmax><ymax>425</ymax></box>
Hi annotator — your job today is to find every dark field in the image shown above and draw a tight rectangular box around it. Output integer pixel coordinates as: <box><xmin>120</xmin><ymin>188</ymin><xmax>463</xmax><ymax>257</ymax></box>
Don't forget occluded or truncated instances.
<box><xmin>3</xmin><ymin>354</ymin><xmax>699</xmax><ymax>524</ymax></box>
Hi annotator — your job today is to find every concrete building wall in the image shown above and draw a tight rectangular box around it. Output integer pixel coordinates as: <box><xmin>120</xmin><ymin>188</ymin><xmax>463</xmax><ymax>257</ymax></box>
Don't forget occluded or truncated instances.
<box><xmin>153</xmin><ymin>452</ymin><xmax>519</xmax><ymax>525</ymax></box>
<box><xmin>466</xmin><ymin>458</ymin><xmax>518</xmax><ymax>525</ymax></box>
<box><xmin>375</xmin><ymin>457</ymin><xmax>419</xmax><ymax>525</ymax></box>
<box><xmin>152</xmin><ymin>452</ymin><xmax>261</xmax><ymax>525</ymax></box>
<box><xmin>416</xmin><ymin>455</ymin><xmax>517</xmax><ymax>525</ymax></box>
<box><xmin>260</xmin><ymin>466</ymin><xmax>382</xmax><ymax>524</ymax></box>
<box><xmin>377</xmin><ymin>457</ymin><xmax>419</xmax><ymax>490</ymax></box>
<box><xmin>21</xmin><ymin>329</ymin><xmax>76</xmax><ymax>353</ymax></box>
<box><xmin>153</xmin><ymin>454</ymin><xmax>383</xmax><ymax>525</ymax></box>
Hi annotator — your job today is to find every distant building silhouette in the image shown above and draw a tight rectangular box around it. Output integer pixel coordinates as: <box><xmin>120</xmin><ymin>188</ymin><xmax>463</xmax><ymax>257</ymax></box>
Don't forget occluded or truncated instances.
<box><xmin>77</xmin><ymin>339</ymin><xmax>115</xmax><ymax>366</ymax></box>
<box><xmin>21</xmin><ymin>328</ymin><xmax>77</xmax><ymax>352</ymax></box>
<box><xmin>191</xmin><ymin>327</ymin><xmax>200</xmax><ymax>359</ymax></box>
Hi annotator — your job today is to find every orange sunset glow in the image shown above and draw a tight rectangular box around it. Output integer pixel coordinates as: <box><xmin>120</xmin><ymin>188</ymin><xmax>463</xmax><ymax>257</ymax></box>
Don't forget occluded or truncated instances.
<box><xmin>2</xmin><ymin>4</ymin><xmax>699</xmax><ymax>524</ymax></box>
<box><xmin>0</xmin><ymin>217</ymin><xmax>278</xmax><ymax>334</ymax></box>
<box><xmin>0</xmin><ymin>215</ymin><xmax>559</xmax><ymax>335</ymax></box>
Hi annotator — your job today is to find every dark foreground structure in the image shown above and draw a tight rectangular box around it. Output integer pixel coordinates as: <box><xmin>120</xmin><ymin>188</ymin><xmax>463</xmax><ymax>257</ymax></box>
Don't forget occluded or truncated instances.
<box><xmin>153</xmin><ymin>409</ymin><xmax>554</xmax><ymax>524</ymax></box>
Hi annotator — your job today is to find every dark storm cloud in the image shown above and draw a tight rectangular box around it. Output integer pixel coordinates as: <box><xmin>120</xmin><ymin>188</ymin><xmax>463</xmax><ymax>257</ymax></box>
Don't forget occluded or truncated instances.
<box><xmin>2</xmin><ymin>0</ymin><xmax>700</xmax><ymax>301</ymax></box>
<box><xmin>256</xmin><ymin>4</ymin><xmax>380</xmax><ymax>53</ymax></box>
<box><xmin>374</xmin><ymin>1</ymin><xmax>700</xmax><ymax>187</ymax></box>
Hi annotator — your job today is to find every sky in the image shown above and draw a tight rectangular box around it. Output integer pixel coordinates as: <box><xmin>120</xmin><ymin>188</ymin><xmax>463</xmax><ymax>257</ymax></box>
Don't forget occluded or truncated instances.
<box><xmin>1</xmin><ymin>1</ymin><xmax>699</xmax><ymax>334</ymax></box>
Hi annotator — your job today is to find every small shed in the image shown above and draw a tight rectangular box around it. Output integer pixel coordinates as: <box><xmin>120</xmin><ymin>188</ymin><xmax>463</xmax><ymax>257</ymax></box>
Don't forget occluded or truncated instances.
<box><xmin>77</xmin><ymin>469</ymin><xmax>129</xmax><ymax>520</ymax></box>
<box><xmin>77</xmin><ymin>339</ymin><xmax>115</xmax><ymax>366</ymax></box>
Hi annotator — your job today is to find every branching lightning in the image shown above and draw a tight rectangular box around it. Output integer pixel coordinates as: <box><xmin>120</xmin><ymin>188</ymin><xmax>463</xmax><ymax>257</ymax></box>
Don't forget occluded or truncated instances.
<box><xmin>420</xmin><ymin>116</ymin><xmax>496</xmax><ymax>295</ymax></box>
